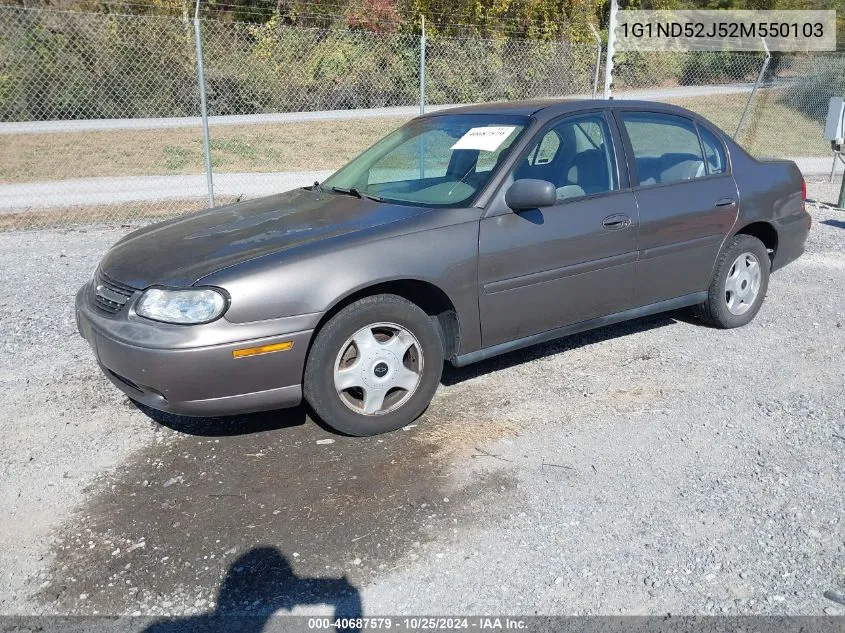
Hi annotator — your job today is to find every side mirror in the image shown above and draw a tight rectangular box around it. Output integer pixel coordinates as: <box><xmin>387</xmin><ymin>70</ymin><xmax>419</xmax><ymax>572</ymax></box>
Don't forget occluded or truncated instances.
<box><xmin>505</xmin><ymin>179</ymin><xmax>557</xmax><ymax>211</ymax></box>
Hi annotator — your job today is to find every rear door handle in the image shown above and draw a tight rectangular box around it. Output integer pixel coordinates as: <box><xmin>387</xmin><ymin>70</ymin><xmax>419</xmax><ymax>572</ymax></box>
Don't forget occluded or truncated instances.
<box><xmin>602</xmin><ymin>213</ymin><xmax>631</xmax><ymax>230</ymax></box>
<box><xmin>715</xmin><ymin>198</ymin><xmax>737</xmax><ymax>208</ymax></box>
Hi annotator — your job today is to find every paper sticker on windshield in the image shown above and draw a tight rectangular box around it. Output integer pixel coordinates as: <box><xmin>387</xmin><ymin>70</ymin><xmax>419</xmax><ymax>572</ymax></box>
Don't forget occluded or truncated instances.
<box><xmin>451</xmin><ymin>126</ymin><xmax>516</xmax><ymax>152</ymax></box>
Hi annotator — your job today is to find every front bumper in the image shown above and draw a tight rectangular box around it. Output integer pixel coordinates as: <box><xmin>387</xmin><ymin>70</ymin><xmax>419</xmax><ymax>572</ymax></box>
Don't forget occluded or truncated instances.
<box><xmin>75</xmin><ymin>282</ymin><xmax>317</xmax><ymax>417</ymax></box>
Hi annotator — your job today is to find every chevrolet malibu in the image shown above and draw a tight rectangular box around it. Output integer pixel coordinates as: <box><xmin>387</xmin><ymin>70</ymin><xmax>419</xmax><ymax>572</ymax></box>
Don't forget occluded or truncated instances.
<box><xmin>76</xmin><ymin>99</ymin><xmax>811</xmax><ymax>436</ymax></box>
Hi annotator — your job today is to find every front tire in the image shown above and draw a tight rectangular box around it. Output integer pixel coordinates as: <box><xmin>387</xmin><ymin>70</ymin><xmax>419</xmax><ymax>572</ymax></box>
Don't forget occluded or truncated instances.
<box><xmin>303</xmin><ymin>294</ymin><xmax>443</xmax><ymax>436</ymax></box>
<box><xmin>694</xmin><ymin>234</ymin><xmax>770</xmax><ymax>328</ymax></box>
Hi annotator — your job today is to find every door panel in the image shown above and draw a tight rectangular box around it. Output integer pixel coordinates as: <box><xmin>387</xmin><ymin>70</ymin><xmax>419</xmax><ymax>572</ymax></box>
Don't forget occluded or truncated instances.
<box><xmin>616</xmin><ymin>110</ymin><xmax>740</xmax><ymax>306</ymax></box>
<box><xmin>633</xmin><ymin>177</ymin><xmax>738</xmax><ymax>305</ymax></box>
<box><xmin>478</xmin><ymin>192</ymin><xmax>639</xmax><ymax>347</ymax></box>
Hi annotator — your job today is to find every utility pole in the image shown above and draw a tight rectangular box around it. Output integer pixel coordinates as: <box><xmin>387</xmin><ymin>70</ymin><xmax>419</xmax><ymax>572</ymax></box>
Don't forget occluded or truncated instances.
<box><xmin>603</xmin><ymin>0</ymin><xmax>619</xmax><ymax>99</ymax></box>
<box><xmin>589</xmin><ymin>24</ymin><xmax>602</xmax><ymax>99</ymax></box>
<box><xmin>194</xmin><ymin>0</ymin><xmax>215</xmax><ymax>208</ymax></box>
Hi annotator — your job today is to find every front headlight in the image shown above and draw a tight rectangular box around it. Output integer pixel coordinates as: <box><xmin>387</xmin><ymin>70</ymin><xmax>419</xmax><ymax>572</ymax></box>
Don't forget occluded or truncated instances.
<box><xmin>135</xmin><ymin>287</ymin><xmax>228</xmax><ymax>324</ymax></box>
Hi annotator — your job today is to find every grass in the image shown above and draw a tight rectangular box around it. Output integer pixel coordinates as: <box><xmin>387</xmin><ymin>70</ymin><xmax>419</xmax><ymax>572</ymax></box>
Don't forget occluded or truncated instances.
<box><xmin>666</xmin><ymin>89</ymin><xmax>828</xmax><ymax>157</ymax></box>
<box><xmin>0</xmin><ymin>92</ymin><xmax>830</xmax><ymax>232</ymax></box>
<box><xmin>0</xmin><ymin>198</ymin><xmax>221</xmax><ymax>231</ymax></box>
<box><xmin>0</xmin><ymin>116</ymin><xmax>411</xmax><ymax>184</ymax></box>
<box><xmin>0</xmin><ymin>91</ymin><xmax>829</xmax><ymax>188</ymax></box>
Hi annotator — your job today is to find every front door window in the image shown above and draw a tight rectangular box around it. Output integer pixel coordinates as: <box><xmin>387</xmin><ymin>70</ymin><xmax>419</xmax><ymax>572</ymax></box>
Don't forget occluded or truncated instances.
<box><xmin>513</xmin><ymin>113</ymin><xmax>618</xmax><ymax>202</ymax></box>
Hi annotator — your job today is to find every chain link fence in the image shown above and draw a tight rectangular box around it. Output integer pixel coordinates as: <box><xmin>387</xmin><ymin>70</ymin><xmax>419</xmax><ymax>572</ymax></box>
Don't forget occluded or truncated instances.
<box><xmin>0</xmin><ymin>5</ymin><xmax>842</xmax><ymax>231</ymax></box>
<box><xmin>0</xmin><ymin>7</ymin><xmax>207</xmax><ymax>227</ymax></box>
<box><xmin>746</xmin><ymin>52</ymin><xmax>845</xmax><ymax>163</ymax></box>
<box><xmin>611</xmin><ymin>49</ymin><xmax>845</xmax><ymax>170</ymax></box>
<box><xmin>424</xmin><ymin>36</ymin><xmax>599</xmax><ymax>106</ymax></box>
<box><xmin>0</xmin><ymin>8</ymin><xmax>200</xmax><ymax>121</ymax></box>
<box><xmin>612</xmin><ymin>50</ymin><xmax>765</xmax><ymax>138</ymax></box>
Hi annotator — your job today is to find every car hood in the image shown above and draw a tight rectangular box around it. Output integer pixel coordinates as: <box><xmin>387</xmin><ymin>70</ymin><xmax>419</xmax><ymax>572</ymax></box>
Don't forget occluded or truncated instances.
<box><xmin>99</xmin><ymin>188</ymin><xmax>430</xmax><ymax>288</ymax></box>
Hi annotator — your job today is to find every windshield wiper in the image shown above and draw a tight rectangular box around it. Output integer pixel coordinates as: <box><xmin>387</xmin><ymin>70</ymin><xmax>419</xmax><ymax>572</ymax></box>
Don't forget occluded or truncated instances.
<box><xmin>331</xmin><ymin>186</ymin><xmax>383</xmax><ymax>203</ymax></box>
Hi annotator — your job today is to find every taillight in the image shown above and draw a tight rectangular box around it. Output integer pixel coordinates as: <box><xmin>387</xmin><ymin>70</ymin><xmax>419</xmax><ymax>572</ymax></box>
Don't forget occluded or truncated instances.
<box><xmin>801</xmin><ymin>178</ymin><xmax>807</xmax><ymax>203</ymax></box>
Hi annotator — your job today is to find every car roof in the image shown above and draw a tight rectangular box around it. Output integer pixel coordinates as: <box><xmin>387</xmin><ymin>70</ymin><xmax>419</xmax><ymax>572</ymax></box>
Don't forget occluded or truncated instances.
<box><xmin>423</xmin><ymin>98</ymin><xmax>701</xmax><ymax>122</ymax></box>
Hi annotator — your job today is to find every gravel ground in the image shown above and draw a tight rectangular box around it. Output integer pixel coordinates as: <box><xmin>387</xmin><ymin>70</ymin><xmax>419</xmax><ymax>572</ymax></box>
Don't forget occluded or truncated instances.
<box><xmin>0</xmin><ymin>181</ymin><xmax>843</xmax><ymax>620</ymax></box>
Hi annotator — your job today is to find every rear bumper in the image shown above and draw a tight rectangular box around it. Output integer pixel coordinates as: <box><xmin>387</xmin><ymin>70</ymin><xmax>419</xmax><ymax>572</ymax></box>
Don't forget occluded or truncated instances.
<box><xmin>772</xmin><ymin>210</ymin><xmax>811</xmax><ymax>272</ymax></box>
<box><xmin>75</xmin><ymin>283</ymin><xmax>315</xmax><ymax>417</ymax></box>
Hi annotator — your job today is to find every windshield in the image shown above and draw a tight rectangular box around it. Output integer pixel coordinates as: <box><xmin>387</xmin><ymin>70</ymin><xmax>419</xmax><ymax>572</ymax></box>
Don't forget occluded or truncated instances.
<box><xmin>321</xmin><ymin>114</ymin><xmax>530</xmax><ymax>207</ymax></box>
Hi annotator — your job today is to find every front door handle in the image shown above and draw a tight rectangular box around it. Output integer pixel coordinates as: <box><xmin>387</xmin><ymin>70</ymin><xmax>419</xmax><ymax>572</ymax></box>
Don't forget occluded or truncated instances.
<box><xmin>602</xmin><ymin>213</ymin><xmax>631</xmax><ymax>230</ymax></box>
<box><xmin>715</xmin><ymin>198</ymin><xmax>737</xmax><ymax>208</ymax></box>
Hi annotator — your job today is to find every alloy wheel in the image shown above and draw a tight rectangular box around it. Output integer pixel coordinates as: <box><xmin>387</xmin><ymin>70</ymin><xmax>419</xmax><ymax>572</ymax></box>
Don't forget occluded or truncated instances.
<box><xmin>725</xmin><ymin>252</ymin><xmax>762</xmax><ymax>316</ymax></box>
<box><xmin>333</xmin><ymin>322</ymin><xmax>424</xmax><ymax>415</ymax></box>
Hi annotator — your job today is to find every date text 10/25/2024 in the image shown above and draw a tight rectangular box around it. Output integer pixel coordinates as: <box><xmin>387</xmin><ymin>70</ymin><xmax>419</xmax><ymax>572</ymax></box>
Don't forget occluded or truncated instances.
<box><xmin>306</xmin><ymin>617</ymin><xmax>528</xmax><ymax>630</ymax></box>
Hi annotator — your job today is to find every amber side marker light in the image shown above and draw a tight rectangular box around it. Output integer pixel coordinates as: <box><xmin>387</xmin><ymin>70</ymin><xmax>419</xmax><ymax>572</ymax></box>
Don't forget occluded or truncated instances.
<box><xmin>232</xmin><ymin>341</ymin><xmax>293</xmax><ymax>358</ymax></box>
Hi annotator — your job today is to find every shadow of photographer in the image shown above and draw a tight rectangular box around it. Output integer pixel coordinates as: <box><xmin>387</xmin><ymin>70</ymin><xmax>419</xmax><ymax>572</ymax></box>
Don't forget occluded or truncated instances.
<box><xmin>144</xmin><ymin>546</ymin><xmax>362</xmax><ymax>633</ymax></box>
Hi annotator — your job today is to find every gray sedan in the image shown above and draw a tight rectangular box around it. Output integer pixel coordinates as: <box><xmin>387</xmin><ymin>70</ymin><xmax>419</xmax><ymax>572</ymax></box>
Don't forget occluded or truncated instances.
<box><xmin>76</xmin><ymin>99</ymin><xmax>810</xmax><ymax>436</ymax></box>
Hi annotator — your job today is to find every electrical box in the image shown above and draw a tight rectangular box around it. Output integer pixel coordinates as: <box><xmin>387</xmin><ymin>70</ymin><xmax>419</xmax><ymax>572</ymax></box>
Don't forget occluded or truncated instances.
<box><xmin>825</xmin><ymin>97</ymin><xmax>845</xmax><ymax>144</ymax></box>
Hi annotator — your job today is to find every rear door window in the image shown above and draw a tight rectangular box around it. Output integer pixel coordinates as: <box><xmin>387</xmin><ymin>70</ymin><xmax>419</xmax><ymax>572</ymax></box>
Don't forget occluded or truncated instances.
<box><xmin>697</xmin><ymin>125</ymin><xmax>727</xmax><ymax>175</ymax></box>
<box><xmin>621</xmin><ymin>112</ymin><xmax>706</xmax><ymax>187</ymax></box>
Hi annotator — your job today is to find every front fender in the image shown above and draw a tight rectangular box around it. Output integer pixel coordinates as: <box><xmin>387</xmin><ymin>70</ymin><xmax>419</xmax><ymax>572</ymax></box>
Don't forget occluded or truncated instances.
<box><xmin>201</xmin><ymin>212</ymin><xmax>483</xmax><ymax>353</ymax></box>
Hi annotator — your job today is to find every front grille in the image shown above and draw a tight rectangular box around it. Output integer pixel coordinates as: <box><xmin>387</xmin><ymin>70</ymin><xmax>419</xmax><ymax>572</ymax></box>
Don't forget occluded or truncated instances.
<box><xmin>93</xmin><ymin>270</ymin><xmax>137</xmax><ymax>315</ymax></box>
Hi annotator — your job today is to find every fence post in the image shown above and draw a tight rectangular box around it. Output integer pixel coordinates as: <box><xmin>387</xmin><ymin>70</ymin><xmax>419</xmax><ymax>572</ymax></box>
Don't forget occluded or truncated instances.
<box><xmin>419</xmin><ymin>14</ymin><xmax>426</xmax><ymax>116</ymax></box>
<box><xmin>589</xmin><ymin>24</ymin><xmax>602</xmax><ymax>100</ymax></box>
<box><xmin>193</xmin><ymin>0</ymin><xmax>215</xmax><ymax>208</ymax></box>
<box><xmin>839</xmin><ymin>169</ymin><xmax>845</xmax><ymax>209</ymax></box>
<box><xmin>603</xmin><ymin>0</ymin><xmax>618</xmax><ymax>99</ymax></box>
<box><xmin>734</xmin><ymin>38</ymin><xmax>770</xmax><ymax>142</ymax></box>
<box><xmin>417</xmin><ymin>15</ymin><xmax>426</xmax><ymax>179</ymax></box>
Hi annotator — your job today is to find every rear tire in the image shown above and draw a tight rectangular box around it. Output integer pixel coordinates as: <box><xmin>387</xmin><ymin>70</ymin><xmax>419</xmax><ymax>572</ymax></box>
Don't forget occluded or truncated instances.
<box><xmin>303</xmin><ymin>294</ymin><xmax>443</xmax><ymax>436</ymax></box>
<box><xmin>694</xmin><ymin>234</ymin><xmax>770</xmax><ymax>329</ymax></box>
